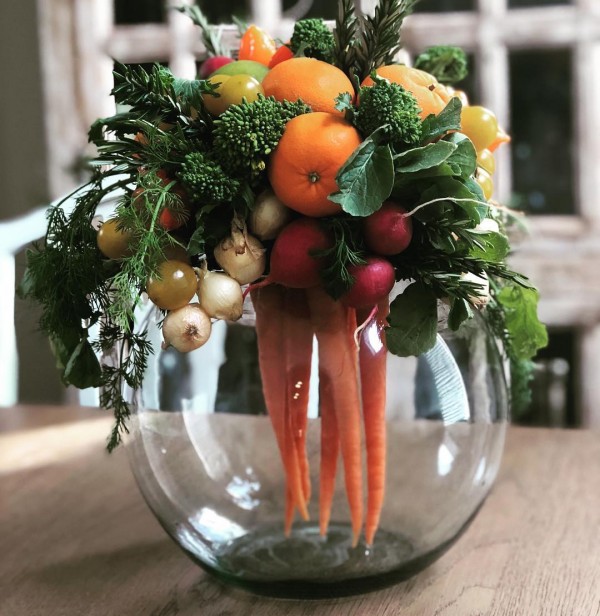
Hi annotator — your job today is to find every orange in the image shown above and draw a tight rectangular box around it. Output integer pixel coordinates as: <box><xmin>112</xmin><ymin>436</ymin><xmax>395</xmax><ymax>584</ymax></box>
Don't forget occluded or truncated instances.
<box><xmin>362</xmin><ymin>64</ymin><xmax>452</xmax><ymax>119</ymax></box>
<box><xmin>269</xmin><ymin>112</ymin><xmax>362</xmax><ymax>217</ymax></box>
<box><xmin>262</xmin><ymin>58</ymin><xmax>355</xmax><ymax>115</ymax></box>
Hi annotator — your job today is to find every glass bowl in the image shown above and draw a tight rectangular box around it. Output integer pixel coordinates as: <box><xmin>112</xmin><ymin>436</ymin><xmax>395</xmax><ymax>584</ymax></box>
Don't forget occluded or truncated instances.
<box><xmin>123</xmin><ymin>293</ymin><xmax>508</xmax><ymax>598</ymax></box>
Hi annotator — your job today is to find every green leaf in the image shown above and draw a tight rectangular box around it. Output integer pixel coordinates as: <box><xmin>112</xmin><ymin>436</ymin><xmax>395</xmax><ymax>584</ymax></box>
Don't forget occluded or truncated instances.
<box><xmin>328</xmin><ymin>139</ymin><xmax>394</xmax><ymax>217</ymax></box>
<box><xmin>421</xmin><ymin>97</ymin><xmax>462</xmax><ymax>143</ymax></box>
<box><xmin>394</xmin><ymin>141</ymin><xmax>457</xmax><ymax>173</ymax></box>
<box><xmin>187</xmin><ymin>224</ymin><xmax>206</xmax><ymax>256</ymax></box>
<box><xmin>172</xmin><ymin>78</ymin><xmax>209</xmax><ymax>110</ymax></box>
<box><xmin>387</xmin><ymin>282</ymin><xmax>438</xmax><ymax>357</ymax></box>
<box><xmin>497</xmin><ymin>285</ymin><xmax>548</xmax><ymax>360</ymax></box>
<box><xmin>469</xmin><ymin>231</ymin><xmax>510</xmax><ymax>262</ymax></box>
<box><xmin>445</xmin><ymin>132</ymin><xmax>477</xmax><ymax>177</ymax></box>
<box><xmin>64</xmin><ymin>338</ymin><xmax>103</xmax><ymax>389</ymax></box>
<box><xmin>419</xmin><ymin>177</ymin><xmax>486</xmax><ymax>224</ymax></box>
<box><xmin>448</xmin><ymin>297</ymin><xmax>472</xmax><ymax>331</ymax></box>
<box><xmin>334</xmin><ymin>91</ymin><xmax>354</xmax><ymax>113</ymax></box>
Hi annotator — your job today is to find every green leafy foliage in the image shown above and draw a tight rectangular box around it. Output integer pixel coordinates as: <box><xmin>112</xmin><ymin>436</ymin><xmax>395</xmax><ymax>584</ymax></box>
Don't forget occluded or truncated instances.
<box><xmin>497</xmin><ymin>285</ymin><xmax>548</xmax><ymax>360</ymax></box>
<box><xmin>421</xmin><ymin>97</ymin><xmax>463</xmax><ymax>143</ymax></box>
<box><xmin>394</xmin><ymin>141</ymin><xmax>457</xmax><ymax>173</ymax></box>
<box><xmin>414</xmin><ymin>46</ymin><xmax>468</xmax><ymax>85</ymax></box>
<box><xmin>387</xmin><ymin>282</ymin><xmax>438</xmax><ymax>356</ymax></box>
<box><xmin>290</xmin><ymin>18</ymin><xmax>335</xmax><ymax>62</ymax></box>
<box><xmin>328</xmin><ymin>134</ymin><xmax>394</xmax><ymax>217</ymax></box>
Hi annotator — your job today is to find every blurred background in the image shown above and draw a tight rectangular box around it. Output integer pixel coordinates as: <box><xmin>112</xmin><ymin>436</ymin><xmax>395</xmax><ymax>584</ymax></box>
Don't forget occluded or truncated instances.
<box><xmin>1</xmin><ymin>0</ymin><xmax>599</xmax><ymax>428</ymax></box>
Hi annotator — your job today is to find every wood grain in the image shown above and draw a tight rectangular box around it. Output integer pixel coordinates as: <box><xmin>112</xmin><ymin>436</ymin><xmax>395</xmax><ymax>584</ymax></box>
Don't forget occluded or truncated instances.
<box><xmin>1</xmin><ymin>406</ymin><xmax>600</xmax><ymax>616</ymax></box>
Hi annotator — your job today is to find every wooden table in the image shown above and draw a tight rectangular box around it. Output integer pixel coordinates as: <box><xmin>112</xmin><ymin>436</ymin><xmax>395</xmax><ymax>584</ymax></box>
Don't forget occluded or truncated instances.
<box><xmin>1</xmin><ymin>405</ymin><xmax>600</xmax><ymax>616</ymax></box>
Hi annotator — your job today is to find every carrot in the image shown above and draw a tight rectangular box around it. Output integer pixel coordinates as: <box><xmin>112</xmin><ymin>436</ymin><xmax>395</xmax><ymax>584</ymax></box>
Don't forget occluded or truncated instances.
<box><xmin>358</xmin><ymin>300</ymin><xmax>389</xmax><ymax>546</ymax></box>
<box><xmin>283</xmin><ymin>288</ymin><xmax>313</xmax><ymax>505</ymax></box>
<box><xmin>318</xmin><ymin>370</ymin><xmax>339</xmax><ymax>537</ymax></box>
<box><xmin>252</xmin><ymin>286</ymin><xmax>308</xmax><ymax>531</ymax></box>
<box><xmin>307</xmin><ymin>286</ymin><xmax>363</xmax><ymax>546</ymax></box>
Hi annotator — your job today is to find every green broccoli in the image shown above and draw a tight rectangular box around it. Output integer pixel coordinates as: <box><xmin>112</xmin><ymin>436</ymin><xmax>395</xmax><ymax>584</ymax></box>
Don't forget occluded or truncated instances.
<box><xmin>290</xmin><ymin>18</ymin><xmax>335</xmax><ymax>63</ymax></box>
<box><xmin>212</xmin><ymin>95</ymin><xmax>311</xmax><ymax>180</ymax></box>
<box><xmin>414</xmin><ymin>46</ymin><xmax>468</xmax><ymax>85</ymax></box>
<box><xmin>178</xmin><ymin>152</ymin><xmax>239</xmax><ymax>204</ymax></box>
<box><xmin>353</xmin><ymin>77</ymin><xmax>422</xmax><ymax>149</ymax></box>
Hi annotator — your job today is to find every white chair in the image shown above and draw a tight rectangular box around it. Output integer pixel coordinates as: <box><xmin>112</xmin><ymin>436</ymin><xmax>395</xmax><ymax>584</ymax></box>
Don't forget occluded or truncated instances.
<box><xmin>0</xmin><ymin>176</ymin><xmax>128</xmax><ymax>406</ymax></box>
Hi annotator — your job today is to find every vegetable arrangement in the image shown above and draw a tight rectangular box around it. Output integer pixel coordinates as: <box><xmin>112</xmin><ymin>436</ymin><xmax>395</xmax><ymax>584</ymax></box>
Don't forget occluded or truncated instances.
<box><xmin>20</xmin><ymin>0</ymin><xmax>547</xmax><ymax>546</ymax></box>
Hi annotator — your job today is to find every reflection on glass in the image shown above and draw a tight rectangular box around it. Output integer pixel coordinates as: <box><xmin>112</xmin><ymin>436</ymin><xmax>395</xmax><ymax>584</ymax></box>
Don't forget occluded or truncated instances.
<box><xmin>510</xmin><ymin>49</ymin><xmax>574</xmax><ymax>215</ymax></box>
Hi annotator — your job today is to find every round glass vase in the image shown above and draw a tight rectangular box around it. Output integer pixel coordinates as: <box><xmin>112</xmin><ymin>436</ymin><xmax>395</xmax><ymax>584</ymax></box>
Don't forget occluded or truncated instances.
<box><xmin>123</xmin><ymin>292</ymin><xmax>508</xmax><ymax>598</ymax></box>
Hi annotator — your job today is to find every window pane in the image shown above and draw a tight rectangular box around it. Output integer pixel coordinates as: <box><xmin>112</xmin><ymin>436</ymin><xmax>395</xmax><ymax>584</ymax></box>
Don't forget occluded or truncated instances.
<box><xmin>509</xmin><ymin>49</ymin><xmax>574</xmax><ymax>215</ymax></box>
<box><xmin>415</xmin><ymin>0</ymin><xmax>475</xmax><ymax>13</ymax></box>
<box><xmin>199</xmin><ymin>0</ymin><xmax>248</xmax><ymax>23</ymax></box>
<box><xmin>509</xmin><ymin>0</ymin><xmax>569</xmax><ymax>8</ymax></box>
<box><xmin>114</xmin><ymin>0</ymin><xmax>164</xmax><ymax>24</ymax></box>
<box><xmin>284</xmin><ymin>0</ymin><xmax>338</xmax><ymax>20</ymax></box>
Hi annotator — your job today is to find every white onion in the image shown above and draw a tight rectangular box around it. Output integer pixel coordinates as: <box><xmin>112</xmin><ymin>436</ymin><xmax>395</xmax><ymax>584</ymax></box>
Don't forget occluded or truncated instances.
<box><xmin>214</xmin><ymin>232</ymin><xmax>266</xmax><ymax>285</ymax></box>
<box><xmin>462</xmin><ymin>271</ymin><xmax>490</xmax><ymax>307</ymax></box>
<box><xmin>248</xmin><ymin>190</ymin><xmax>293</xmax><ymax>240</ymax></box>
<box><xmin>161</xmin><ymin>303</ymin><xmax>212</xmax><ymax>352</ymax></box>
<box><xmin>197</xmin><ymin>268</ymin><xmax>243</xmax><ymax>321</ymax></box>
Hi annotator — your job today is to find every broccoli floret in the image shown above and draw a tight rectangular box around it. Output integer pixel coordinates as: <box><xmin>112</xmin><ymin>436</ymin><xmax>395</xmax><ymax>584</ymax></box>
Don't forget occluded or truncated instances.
<box><xmin>353</xmin><ymin>77</ymin><xmax>422</xmax><ymax>149</ymax></box>
<box><xmin>213</xmin><ymin>95</ymin><xmax>311</xmax><ymax>180</ymax></box>
<box><xmin>290</xmin><ymin>18</ymin><xmax>335</xmax><ymax>62</ymax></box>
<box><xmin>178</xmin><ymin>152</ymin><xmax>239</xmax><ymax>204</ymax></box>
<box><xmin>414</xmin><ymin>46</ymin><xmax>468</xmax><ymax>85</ymax></box>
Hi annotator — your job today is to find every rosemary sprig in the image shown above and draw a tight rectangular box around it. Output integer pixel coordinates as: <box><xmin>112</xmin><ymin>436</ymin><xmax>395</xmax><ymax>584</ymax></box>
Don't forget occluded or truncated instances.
<box><xmin>354</xmin><ymin>0</ymin><xmax>418</xmax><ymax>82</ymax></box>
<box><xmin>333</xmin><ymin>0</ymin><xmax>359</xmax><ymax>80</ymax></box>
<box><xmin>176</xmin><ymin>4</ymin><xmax>226</xmax><ymax>57</ymax></box>
<box><xmin>315</xmin><ymin>217</ymin><xmax>367</xmax><ymax>299</ymax></box>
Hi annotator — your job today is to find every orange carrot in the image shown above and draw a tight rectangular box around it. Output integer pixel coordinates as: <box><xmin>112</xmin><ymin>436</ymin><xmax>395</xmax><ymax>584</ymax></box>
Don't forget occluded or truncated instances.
<box><xmin>307</xmin><ymin>286</ymin><xmax>363</xmax><ymax>546</ymax></box>
<box><xmin>318</xmin><ymin>370</ymin><xmax>339</xmax><ymax>537</ymax></box>
<box><xmin>358</xmin><ymin>301</ymin><xmax>389</xmax><ymax>546</ymax></box>
<box><xmin>283</xmin><ymin>288</ymin><xmax>313</xmax><ymax>505</ymax></box>
<box><xmin>252</xmin><ymin>287</ymin><xmax>308</xmax><ymax>530</ymax></box>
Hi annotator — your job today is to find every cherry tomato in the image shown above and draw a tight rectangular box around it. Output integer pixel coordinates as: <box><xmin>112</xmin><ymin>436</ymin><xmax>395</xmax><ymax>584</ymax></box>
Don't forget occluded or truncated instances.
<box><xmin>202</xmin><ymin>75</ymin><xmax>231</xmax><ymax>116</ymax></box>
<box><xmin>133</xmin><ymin>171</ymin><xmax>191</xmax><ymax>231</ymax></box>
<box><xmin>488</xmin><ymin>127</ymin><xmax>511</xmax><ymax>152</ymax></box>
<box><xmin>218</xmin><ymin>75</ymin><xmax>264</xmax><ymax>110</ymax></box>
<box><xmin>269</xmin><ymin>44</ymin><xmax>294</xmax><ymax>69</ymax></box>
<box><xmin>146</xmin><ymin>260</ymin><xmax>197</xmax><ymax>311</ymax></box>
<box><xmin>97</xmin><ymin>218</ymin><xmax>134</xmax><ymax>260</ymax></box>
<box><xmin>238</xmin><ymin>25</ymin><xmax>276</xmax><ymax>67</ymax></box>
<box><xmin>476</xmin><ymin>169</ymin><xmax>494</xmax><ymax>201</ymax></box>
<box><xmin>461</xmin><ymin>106</ymin><xmax>499</xmax><ymax>152</ymax></box>
<box><xmin>477</xmin><ymin>149</ymin><xmax>496</xmax><ymax>175</ymax></box>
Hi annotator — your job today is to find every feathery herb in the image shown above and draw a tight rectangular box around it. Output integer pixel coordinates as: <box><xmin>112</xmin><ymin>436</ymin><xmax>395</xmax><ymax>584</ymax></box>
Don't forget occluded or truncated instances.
<box><xmin>176</xmin><ymin>4</ymin><xmax>227</xmax><ymax>57</ymax></box>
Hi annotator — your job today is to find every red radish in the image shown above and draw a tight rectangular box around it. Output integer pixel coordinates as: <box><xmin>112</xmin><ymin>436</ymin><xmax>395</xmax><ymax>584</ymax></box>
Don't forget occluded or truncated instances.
<box><xmin>199</xmin><ymin>56</ymin><xmax>233</xmax><ymax>79</ymax></box>
<box><xmin>363</xmin><ymin>201</ymin><xmax>413</xmax><ymax>256</ymax></box>
<box><xmin>268</xmin><ymin>218</ymin><xmax>332</xmax><ymax>288</ymax></box>
<box><xmin>341</xmin><ymin>257</ymin><xmax>395</xmax><ymax>309</ymax></box>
